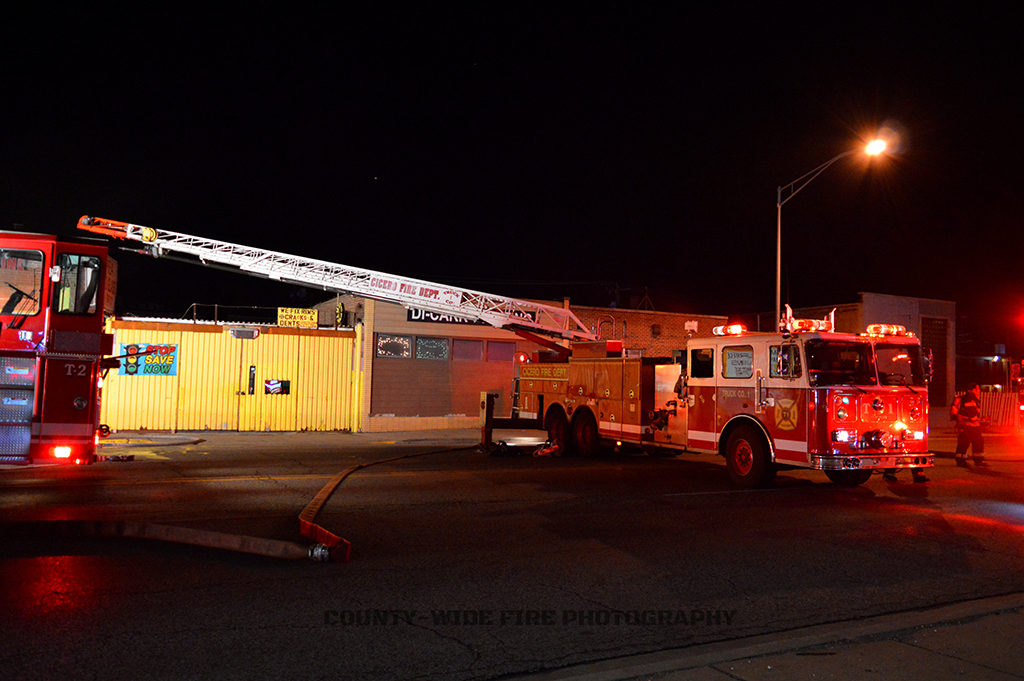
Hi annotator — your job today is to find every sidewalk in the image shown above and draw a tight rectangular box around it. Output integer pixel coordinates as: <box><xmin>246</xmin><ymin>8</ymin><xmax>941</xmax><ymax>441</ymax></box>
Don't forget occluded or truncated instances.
<box><xmin>100</xmin><ymin>433</ymin><xmax>204</xmax><ymax>447</ymax></box>
<box><xmin>519</xmin><ymin>592</ymin><xmax>1024</xmax><ymax>680</ymax></box>
<box><xmin>97</xmin><ymin>428</ymin><xmax>490</xmax><ymax>449</ymax></box>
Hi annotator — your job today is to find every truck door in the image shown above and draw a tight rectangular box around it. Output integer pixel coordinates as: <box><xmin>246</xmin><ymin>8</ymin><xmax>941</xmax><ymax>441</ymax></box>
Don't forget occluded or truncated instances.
<box><xmin>765</xmin><ymin>342</ymin><xmax>809</xmax><ymax>464</ymax></box>
<box><xmin>686</xmin><ymin>346</ymin><xmax>717</xmax><ymax>451</ymax></box>
<box><xmin>652</xmin><ymin>363</ymin><xmax>686</xmax><ymax>448</ymax></box>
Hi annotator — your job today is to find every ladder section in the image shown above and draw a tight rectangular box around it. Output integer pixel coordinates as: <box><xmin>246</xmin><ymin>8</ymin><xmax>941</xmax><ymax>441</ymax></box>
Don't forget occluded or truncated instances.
<box><xmin>78</xmin><ymin>216</ymin><xmax>595</xmax><ymax>341</ymax></box>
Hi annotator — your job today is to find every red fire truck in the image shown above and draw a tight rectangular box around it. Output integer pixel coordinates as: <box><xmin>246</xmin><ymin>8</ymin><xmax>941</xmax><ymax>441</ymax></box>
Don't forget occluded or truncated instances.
<box><xmin>517</xmin><ymin>316</ymin><xmax>933</xmax><ymax>487</ymax></box>
<box><xmin>0</xmin><ymin>230</ymin><xmax>115</xmax><ymax>464</ymax></box>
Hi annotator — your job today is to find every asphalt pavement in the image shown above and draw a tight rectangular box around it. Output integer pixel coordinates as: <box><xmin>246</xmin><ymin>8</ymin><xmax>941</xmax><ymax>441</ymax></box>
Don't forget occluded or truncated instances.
<box><xmin>520</xmin><ymin>418</ymin><xmax>1024</xmax><ymax>681</ymax></box>
<box><xmin>90</xmin><ymin>417</ymin><xmax>1024</xmax><ymax>681</ymax></box>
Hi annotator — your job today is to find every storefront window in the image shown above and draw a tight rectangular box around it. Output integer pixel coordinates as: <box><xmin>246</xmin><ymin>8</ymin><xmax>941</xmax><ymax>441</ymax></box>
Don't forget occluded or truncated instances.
<box><xmin>453</xmin><ymin>339</ymin><xmax>484</xmax><ymax>361</ymax></box>
<box><xmin>487</xmin><ymin>341</ymin><xmax>515</xmax><ymax>362</ymax></box>
<box><xmin>377</xmin><ymin>334</ymin><xmax>412</xmax><ymax>358</ymax></box>
<box><xmin>416</xmin><ymin>337</ymin><xmax>449</xmax><ymax>360</ymax></box>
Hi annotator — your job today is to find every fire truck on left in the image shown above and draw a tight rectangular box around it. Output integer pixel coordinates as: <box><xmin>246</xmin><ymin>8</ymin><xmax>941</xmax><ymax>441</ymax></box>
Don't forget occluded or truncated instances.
<box><xmin>0</xmin><ymin>230</ymin><xmax>115</xmax><ymax>465</ymax></box>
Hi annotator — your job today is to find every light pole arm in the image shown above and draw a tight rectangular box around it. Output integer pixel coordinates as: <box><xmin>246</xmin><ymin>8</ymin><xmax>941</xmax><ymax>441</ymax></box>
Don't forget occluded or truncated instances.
<box><xmin>777</xmin><ymin>150</ymin><xmax>854</xmax><ymax>209</ymax></box>
<box><xmin>774</xmin><ymin>149</ymin><xmax>853</xmax><ymax>331</ymax></box>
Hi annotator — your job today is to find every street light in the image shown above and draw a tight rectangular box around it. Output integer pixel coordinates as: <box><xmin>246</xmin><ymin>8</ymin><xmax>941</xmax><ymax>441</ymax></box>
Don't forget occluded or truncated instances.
<box><xmin>775</xmin><ymin>139</ymin><xmax>888</xmax><ymax>330</ymax></box>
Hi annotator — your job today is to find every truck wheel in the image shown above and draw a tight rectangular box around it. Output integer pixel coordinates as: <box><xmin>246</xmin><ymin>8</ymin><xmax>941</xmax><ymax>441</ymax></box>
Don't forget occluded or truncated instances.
<box><xmin>546</xmin><ymin>408</ymin><xmax>572</xmax><ymax>454</ymax></box>
<box><xmin>572</xmin><ymin>410</ymin><xmax>600</xmax><ymax>457</ymax></box>
<box><xmin>725</xmin><ymin>425</ymin><xmax>772</xmax><ymax>488</ymax></box>
<box><xmin>824</xmin><ymin>469</ymin><xmax>872</xmax><ymax>487</ymax></box>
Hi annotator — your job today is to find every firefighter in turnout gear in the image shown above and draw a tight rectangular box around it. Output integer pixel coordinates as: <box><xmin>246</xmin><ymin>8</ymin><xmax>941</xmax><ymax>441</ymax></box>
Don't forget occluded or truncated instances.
<box><xmin>951</xmin><ymin>383</ymin><xmax>987</xmax><ymax>467</ymax></box>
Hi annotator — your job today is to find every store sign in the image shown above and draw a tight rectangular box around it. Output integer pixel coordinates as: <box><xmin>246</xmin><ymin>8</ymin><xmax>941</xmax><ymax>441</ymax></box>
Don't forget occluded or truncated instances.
<box><xmin>407</xmin><ymin>309</ymin><xmax>477</xmax><ymax>325</ymax></box>
<box><xmin>119</xmin><ymin>344</ymin><xmax>178</xmax><ymax>376</ymax></box>
<box><xmin>278</xmin><ymin>307</ymin><xmax>317</xmax><ymax>328</ymax></box>
<box><xmin>407</xmin><ymin>308</ymin><xmax>537</xmax><ymax>325</ymax></box>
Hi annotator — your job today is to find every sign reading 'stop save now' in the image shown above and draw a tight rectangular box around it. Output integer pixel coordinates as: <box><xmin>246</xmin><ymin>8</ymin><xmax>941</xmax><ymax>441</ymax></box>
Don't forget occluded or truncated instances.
<box><xmin>119</xmin><ymin>344</ymin><xmax>178</xmax><ymax>376</ymax></box>
<box><xmin>277</xmin><ymin>307</ymin><xmax>317</xmax><ymax>328</ymax></box>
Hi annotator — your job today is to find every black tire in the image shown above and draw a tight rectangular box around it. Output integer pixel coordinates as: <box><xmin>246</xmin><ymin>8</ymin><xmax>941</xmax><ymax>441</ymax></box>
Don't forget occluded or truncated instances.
<box><xmin>824</xmin><ymin>469</ymin><xmax>872</xmax><ymax>487</ymax></box>
<box><xmin>725</xmin><ymin>425</ymin><xmax>773</xmax><ymax>489</ymax></box>
<box><xmin>572</xmin><ymin>409</ymin><xmax>600</xmax><ymax>458</ymax></box>
<box><xmin>546</xmin><ymin>407</ymin><xmax>572</xmax><ymax>454</ymax></box>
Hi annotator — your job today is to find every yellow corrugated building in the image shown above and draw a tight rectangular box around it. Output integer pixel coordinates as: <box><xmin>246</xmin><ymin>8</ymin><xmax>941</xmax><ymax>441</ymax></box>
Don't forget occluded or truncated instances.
<box><xmin>100</xmin><ymin>318</ymin><xmax>362</xmax><ymax>432</ymax></box>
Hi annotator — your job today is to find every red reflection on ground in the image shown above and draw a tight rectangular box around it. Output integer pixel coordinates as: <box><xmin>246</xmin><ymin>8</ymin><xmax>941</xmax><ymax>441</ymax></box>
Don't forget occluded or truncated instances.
<box><xmin>886</xmin><ymin>501</ymin><xmax>1024</xmax><ymax>536</ymax></box>
<box><xmin>941</xmin><ymin>512</ymin><xmax>1024</xmax><ymax>534</ymax></box>
<box><xmin>10</xmin><ymin>555</ymin><xmax>105</xmax><ymax>619</ymax></box>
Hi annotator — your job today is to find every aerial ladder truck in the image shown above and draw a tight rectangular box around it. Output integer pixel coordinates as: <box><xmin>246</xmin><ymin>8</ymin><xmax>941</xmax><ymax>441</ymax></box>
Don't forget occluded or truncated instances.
<box><xmin>76</xmin><ymin>215</ymin><xmax>594</xmax><ymax>438</ymax></box>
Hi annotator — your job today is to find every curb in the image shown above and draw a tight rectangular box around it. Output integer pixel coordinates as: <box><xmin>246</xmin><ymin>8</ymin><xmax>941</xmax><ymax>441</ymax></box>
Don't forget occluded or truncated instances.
<box><xmin>515</xmin><ymin>592</ymin><xmax>1024</xmax><ymax>680</ymax></box>
<box><xmin>99</xmin><ymin>435</ymin><xmax>203</xmax><ymax>448</ymax></box>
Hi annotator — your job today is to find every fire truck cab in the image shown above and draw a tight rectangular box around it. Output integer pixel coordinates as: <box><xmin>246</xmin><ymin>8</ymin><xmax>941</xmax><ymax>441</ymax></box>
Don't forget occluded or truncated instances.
<box><xmin>0</xmin><ymin>231</ymin><xmax>114</xmax><ymax>465</ymax></box>
<box><xmin>524</xmin><ymin>319</ymin><xmax>933</xmax><ymax>488</ymax></box>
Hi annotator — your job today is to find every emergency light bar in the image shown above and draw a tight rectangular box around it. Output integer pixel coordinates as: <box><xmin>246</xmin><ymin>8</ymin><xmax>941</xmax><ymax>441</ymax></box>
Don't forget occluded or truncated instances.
<box><xmin>712</xmin><ymin>324</ymin><xmax>747</xmax><ymax>336</ymax></box>
<box><xmin>864</xmin><ymin>324</ymin><xmax>911</xmax><ymax>337</ymax></box>
<box><xmin>781</xmin><ymin>305</ymin><xmax>835</xmax><ymax>335</ymax></box>
<box><xmin>790</xmin><ymin>318</ymin><xmax>833</xmax><ymax>333</ymax></box>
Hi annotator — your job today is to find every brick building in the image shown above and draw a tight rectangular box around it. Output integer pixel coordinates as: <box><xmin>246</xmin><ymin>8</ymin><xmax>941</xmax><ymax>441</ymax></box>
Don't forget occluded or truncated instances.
<box><xmin>569</xmin><ymin>305</ymin><xmax>728</xmax><ymax>357</ymax></box>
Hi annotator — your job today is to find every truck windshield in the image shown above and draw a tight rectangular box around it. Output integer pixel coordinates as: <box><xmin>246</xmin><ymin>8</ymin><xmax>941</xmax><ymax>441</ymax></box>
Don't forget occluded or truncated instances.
<box><xmin>805</xmin><ymin>340</ymin><xmax>876</xmax><ymax>387</ymax></box>
<box><xmin>875</xmin><ymin>343</ymin><xmax>925</xmax><ymax>387</ymax></box>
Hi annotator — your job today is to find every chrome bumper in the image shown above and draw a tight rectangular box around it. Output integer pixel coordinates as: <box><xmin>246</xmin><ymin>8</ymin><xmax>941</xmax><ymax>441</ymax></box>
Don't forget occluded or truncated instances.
<box><xmin>811</xmin><ymin>453</ymin><xmax>934</xmax><ymax>471</ymax></box>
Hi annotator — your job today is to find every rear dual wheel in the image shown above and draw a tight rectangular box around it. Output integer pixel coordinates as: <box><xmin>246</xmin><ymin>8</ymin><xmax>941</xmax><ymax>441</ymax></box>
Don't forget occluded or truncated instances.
<box><xmin>546</xmin><ymin>408</ymin><xmax>571</xmax><ymax>454</ymax></box>
<box><xmin>572</xmin><ymin>409</ymin><xmax>600</xmax><ymax>458</ymax></box>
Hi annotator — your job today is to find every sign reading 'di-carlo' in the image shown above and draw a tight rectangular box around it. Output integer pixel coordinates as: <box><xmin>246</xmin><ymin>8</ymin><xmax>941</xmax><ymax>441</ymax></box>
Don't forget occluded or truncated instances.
<box><xmin>407</xmin><ymin>308</ymin><xmax>539</xmax><ymax>325</ymax></box>
<box><xmin>119</xmin><ymin>344</ymin><xmax>179</xmax><ymax>376</ymax></box>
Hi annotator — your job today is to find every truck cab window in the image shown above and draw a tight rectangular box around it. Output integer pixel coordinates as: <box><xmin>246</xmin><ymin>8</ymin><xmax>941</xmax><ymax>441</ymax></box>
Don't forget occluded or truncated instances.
<box><xmin>690</xmin><ymin>347</ymin><xmax>714</xmax><ymax>378</ymax></box>
<box><xmin>722</xmin><ymin>345</ymin><xmax>753</xmax><ymax>378</ymax></box>
<box><xmin>0</xmin><ymin>249</ymin><xmax>44</xmax><ymax>316</ymax></box>
<box><xmin>54</xmin><ymin>254</ymin><xmax>102</xmax><ymax>315</ymax></box>
<box><xmin>770</xmin><ymin>344</ymin><xmax>803</xmax><ymax>379</ymax></box>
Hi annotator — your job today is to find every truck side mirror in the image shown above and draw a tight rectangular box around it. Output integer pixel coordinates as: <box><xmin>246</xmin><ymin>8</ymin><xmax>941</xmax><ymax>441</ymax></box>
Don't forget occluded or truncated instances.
<box><xmin>922</xmin><ymin>348</ymin><xmax>934</xmax><ymax>384</ymax></box>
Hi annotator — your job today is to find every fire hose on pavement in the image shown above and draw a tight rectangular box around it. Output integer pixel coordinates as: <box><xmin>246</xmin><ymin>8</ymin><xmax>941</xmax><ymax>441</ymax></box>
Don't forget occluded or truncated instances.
<box><xmin>2</xmin><ymin>447</ymin><xmax>465</xmax><ymax>563</ymax></box>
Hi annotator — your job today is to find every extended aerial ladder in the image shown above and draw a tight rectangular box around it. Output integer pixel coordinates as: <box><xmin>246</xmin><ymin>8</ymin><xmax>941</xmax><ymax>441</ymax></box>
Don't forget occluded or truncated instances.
<box><xmin>77</xmin><ymin>216</ymin><xmax>595</xmax><ymax>348</ymax></box>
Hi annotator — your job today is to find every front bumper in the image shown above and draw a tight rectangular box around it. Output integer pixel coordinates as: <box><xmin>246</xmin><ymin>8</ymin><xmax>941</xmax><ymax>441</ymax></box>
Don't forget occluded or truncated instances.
<box><xmin>811</xmin><ymin>453</ymin><xmax>934</xmax><ymax>471</ymax></box>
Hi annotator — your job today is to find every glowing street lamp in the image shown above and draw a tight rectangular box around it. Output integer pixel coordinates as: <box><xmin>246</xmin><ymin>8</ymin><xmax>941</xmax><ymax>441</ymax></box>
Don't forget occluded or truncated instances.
<box><xmin>775</xmin><ymin>138</ymin><xmax>888</xmax><ymax>330</ymax></box>
<box><xmin>865</xmin><ymin>139</ymin><xmax>887</xmax><ymax>156</ymax></box>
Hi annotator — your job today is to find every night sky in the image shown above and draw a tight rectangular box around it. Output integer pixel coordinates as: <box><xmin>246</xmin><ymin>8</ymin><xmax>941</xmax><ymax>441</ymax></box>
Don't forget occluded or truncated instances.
<box><xmin>2</xmin><ymin>5</ymin><xmax>1021</xmax><ymax>347</ymax></box>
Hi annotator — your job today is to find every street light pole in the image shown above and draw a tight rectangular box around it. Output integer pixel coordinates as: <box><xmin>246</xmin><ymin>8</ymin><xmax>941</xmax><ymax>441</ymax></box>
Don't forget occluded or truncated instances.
<box><xmin>775</xmin><ymin>141</ymin><xmax>887</xmax><ymax>330</ymax></box>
